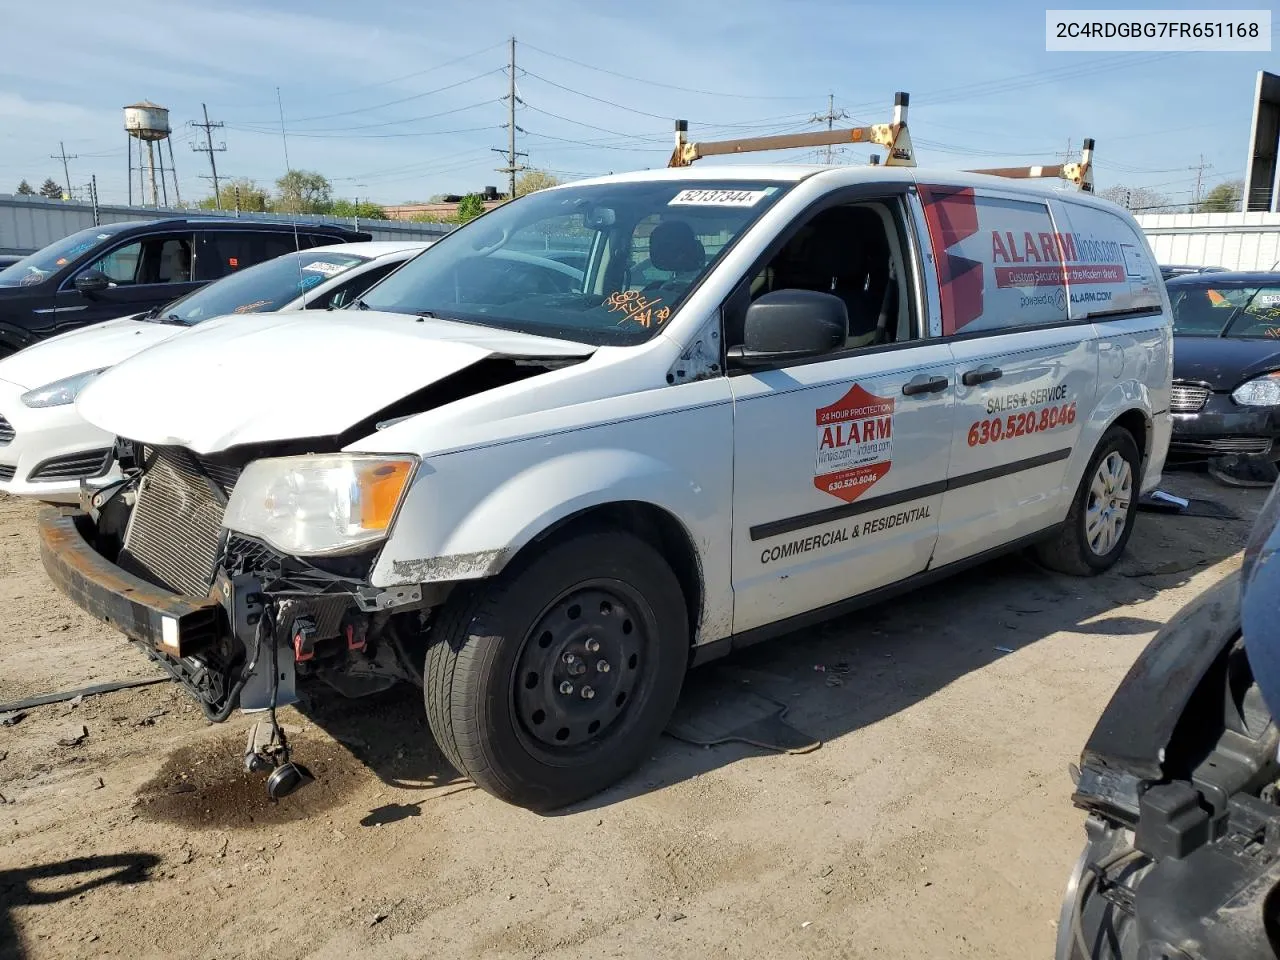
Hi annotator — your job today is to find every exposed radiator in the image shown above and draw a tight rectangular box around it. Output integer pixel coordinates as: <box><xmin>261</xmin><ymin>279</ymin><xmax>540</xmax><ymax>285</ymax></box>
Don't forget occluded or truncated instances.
<box><xmin>118</xmin><ymin>447</ymin><xmax>242</xmax><ymax>597</ymax></box>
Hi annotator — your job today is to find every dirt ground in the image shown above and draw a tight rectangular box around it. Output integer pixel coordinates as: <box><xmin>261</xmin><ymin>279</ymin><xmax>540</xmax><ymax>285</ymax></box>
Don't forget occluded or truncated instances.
<box><xmin>0</xmin><ymin>472</ymin><xmax>1270</xmax><ymax>960</ymax></box>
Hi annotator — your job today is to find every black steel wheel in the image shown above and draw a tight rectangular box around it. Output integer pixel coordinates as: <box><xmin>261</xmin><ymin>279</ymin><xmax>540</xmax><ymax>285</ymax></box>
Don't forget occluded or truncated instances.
<box><xmin>425</xmin><ymin>527</ymin><xmax>688</xmax><ymax>810</ymax></box>
<box><xmin>514</xmin><ymin>583</ymin><xmax>651</xmax><ymax>752</ymax></box>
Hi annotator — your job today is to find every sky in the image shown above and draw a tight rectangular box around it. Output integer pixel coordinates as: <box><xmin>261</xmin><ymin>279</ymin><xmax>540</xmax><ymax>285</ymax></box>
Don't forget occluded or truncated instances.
<box><xmin>0</xmin><ymin>0</ymin><xmax>1271</xmax><ymax>210</ymax></box>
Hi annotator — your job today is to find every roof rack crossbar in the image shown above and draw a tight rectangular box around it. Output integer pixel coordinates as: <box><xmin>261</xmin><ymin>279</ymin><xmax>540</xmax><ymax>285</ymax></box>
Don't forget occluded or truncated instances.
<box><xmin>668</xmin><ymin>92</ymin><xmax>916</xmax><ymax>169</ymax></box>
<box><xmin>966</xmin><ymin>138</ymin><xmax>1096</xmax><ymax>192</ymax></box>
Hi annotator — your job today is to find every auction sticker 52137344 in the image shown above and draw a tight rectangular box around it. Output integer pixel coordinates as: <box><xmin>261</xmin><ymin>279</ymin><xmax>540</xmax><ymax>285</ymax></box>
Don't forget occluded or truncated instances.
<box><xmin>815</xmin><ymin>385</ymin><xmax>895</xmax><ymax>502</ymax></box>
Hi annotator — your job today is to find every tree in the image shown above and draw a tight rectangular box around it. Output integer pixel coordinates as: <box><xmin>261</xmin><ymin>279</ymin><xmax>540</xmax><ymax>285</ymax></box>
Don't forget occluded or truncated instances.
<box><xmin>199</xmin><ymin>177</ymin><xmax>269</xmax><ymax>213</ymax></box>
<box><xmin>1197</xmin><ymin>179</ymin><xmax>1243</xmax><ymax>214</ymax></box>
<box><xmin>456</xmin><ymin>193</ymin><xmax>487</xmax><ymax>223</ymax></box>
<box><xmin>38</xmin><ymin>178</ymin><xmax>63</xmax><ymax>199</ymax></box>
<box><xmin>274</xmin><ymin>169</ymin><xmax>333</xmax><ymax>214</ymax></box>
<box><xmin>329</xmin><ymin>198</ymin><xmax>389</xmax><ymax>220</ymax></box>
<box><xmin>1098</xmin><ymin>185</ymin><xmax>1172</xmax><ymax>213</ymax></box>
<box><xmin>408</xmin><ymin>211</ymin><xmax>450</xmax><ymax>223</ymax></box>
<box><xmin>15</xmin><ymin>180</ymin><xmax>34</xmax><ymax>195</ymax></box>
<box><xmin>515</xmin><ymin>170</ymin><xmax>561</xmax><ymax>197</ymax></box>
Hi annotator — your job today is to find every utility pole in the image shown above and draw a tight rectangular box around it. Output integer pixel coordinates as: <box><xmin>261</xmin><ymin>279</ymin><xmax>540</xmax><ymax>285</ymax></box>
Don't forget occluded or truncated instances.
<box><xmin>809</xmin><ymin>94</ymin><xmax>849</xmax><ymax>164</ymax></box>
<box><xmin>493</xmin><ymin>36</ymin><xmax>527</xmax><ymax>198</ymax></box>
<box><xmin>50</xmin><ymin>141</ymin><xmax>77</xmax><ymax>198</ymax></box>
<box><xmin>1190</xmin><ymin>154</ymin><xmax>1212</xmax><ymax>209</ymax></box>
<box><xmin>191</xmin><ymin>103</ymin><xmax>226</xmax><ymax>208</ymax></box>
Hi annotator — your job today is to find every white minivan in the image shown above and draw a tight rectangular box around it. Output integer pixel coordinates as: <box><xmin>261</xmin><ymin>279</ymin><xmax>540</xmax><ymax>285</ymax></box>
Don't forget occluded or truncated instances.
<box><xmin>41</xmin><ymin>163</ymin><xmax>1171</xmax><ymax>809</ymax></box>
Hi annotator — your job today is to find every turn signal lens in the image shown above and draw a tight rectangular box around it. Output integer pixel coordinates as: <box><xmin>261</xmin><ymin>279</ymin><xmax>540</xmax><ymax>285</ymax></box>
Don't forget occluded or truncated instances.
<box><xmin>358</xmin><ymin>459</ymin><xmax>414</xmax><ymax>532</ymax></box>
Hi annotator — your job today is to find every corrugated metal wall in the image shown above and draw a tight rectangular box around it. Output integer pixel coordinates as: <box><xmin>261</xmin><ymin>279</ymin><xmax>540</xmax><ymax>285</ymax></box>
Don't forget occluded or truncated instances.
<box><xmin>0</xmin><ymin>193</ymin><xmax>455</xmax><ymax>254</ymax></box>
<box><xmin>1134</xmin><ymin>212</ymin><xmax>1280</xmax><ymax>272</ymax></box>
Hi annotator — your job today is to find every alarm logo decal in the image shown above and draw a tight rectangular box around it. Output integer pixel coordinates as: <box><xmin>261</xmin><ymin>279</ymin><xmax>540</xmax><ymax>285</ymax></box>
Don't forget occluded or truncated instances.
<box><xmin>814</xmin><ymin>385</ymin><xmax>894</xmax><ymax>502</ymax></box>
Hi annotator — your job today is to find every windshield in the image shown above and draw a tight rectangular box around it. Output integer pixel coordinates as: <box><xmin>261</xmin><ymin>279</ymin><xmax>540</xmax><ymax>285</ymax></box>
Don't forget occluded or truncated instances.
<box><xmin>1170</xmin><ymin>283</ymin><xmax>1280</xmax><ymax>339</ymax></box>
<box><xmin>357</xmin><ymin>180</ymin><xmax>791</xmax><ymax>345</ymax></box>
<box><xmin>158</xmin><ymin>250</ymin><xmax>369</xmax><ymax>323</ymax></box>
<box><xmin>0</xmin><ymin>224</ymin><xmax>131</xmax><ymax>288</ymax></box>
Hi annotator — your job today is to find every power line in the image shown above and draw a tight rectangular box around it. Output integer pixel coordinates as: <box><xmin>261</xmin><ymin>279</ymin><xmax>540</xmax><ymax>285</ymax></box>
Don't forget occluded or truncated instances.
<box><xmin>242</xmin><ymin>68</ymin><xmax>506</xmax><ymax>125</ymax></box>
<box><xmin>223</xmin><ymin>123</ymin><xmax>502</xmax><ymax>141</ymax></box>
<box><xmin>234</xmin><ymin>99</ymin><xmax>497</xmax><ymax>136</ymax></box>
<box><xmin>190</xmin><ymin>103</ymin><xmax>226</xmax><ymax>207</ymax></box>
<box><xmin>518</xmin><ymin>41</ymin><xmax>815</xmax><ymax>100</ymax></box>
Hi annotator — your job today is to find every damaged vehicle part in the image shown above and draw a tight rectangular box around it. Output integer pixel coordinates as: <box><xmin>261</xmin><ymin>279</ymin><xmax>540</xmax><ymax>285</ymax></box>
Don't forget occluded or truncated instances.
<box><xmin>1057</xmin><ymin>480</ymin><xmax>1280</xmax><ymax>959</ymax></box>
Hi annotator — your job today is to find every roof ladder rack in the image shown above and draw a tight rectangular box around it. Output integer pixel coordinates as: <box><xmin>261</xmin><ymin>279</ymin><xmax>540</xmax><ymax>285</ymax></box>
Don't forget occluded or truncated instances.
<box><xmin>667</xmin><ymin>90</ymin><xmax>1095</xmax><ymax>192</ymax></box>
<box><xmin>966</xmin><ymin>139</ymin><xmax>1096</xmax><ymax>192</ymax></box>
<box><xmin>668</xmin><ymin>93</ymin><xmax>916</xmax><ymax>168</ymax></box>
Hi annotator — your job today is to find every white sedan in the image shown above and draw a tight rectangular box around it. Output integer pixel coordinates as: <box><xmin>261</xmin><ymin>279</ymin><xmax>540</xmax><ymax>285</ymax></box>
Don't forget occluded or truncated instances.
<box><xmin>0</xmin><ymin>240</ymin><xmax>431</xmax><ymax>502</ymax></box>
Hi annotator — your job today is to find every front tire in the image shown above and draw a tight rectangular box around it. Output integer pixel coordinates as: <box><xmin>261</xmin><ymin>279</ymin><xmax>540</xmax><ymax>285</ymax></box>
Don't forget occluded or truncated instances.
<box><xmin>425</xmin><ymin>528</ymin><xmax>689</xmax><ymax>810</ymax></box>
<box><xmin>1035</xmin><ymin>426</ymin><xmax>1141</xmax><ymax>576</ymax></box>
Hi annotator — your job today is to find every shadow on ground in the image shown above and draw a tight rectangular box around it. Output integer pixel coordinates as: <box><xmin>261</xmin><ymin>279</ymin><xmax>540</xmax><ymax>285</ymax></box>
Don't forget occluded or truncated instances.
<box><xmin>293</xmin><ymin>473</ymin><xmax>1269</xmax><ymax>814</ymax></box>
<box><xmin>0</xmin><ymin>853</ymin><xmax>159</xmax><ymax>960</ymax></box>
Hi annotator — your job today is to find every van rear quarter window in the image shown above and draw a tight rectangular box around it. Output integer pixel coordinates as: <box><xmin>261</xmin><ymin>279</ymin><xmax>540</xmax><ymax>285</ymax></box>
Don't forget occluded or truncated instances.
<box><xmin>917</xmin><ymin>185</ymin><xmax>1161</xmax><ymax>335</ymax></box>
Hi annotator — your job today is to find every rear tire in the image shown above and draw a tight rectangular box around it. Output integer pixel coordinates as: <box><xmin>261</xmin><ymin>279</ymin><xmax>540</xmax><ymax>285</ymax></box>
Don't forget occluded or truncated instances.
<box><xmin>1034</xmin><ymin>426</ymin><xmax>1141</xmax><ymax>576</ymax></box>
<box><xmin>424</xmin><ymin>528</ymin><xmax>688</xmax><ymax>810</ymax></box>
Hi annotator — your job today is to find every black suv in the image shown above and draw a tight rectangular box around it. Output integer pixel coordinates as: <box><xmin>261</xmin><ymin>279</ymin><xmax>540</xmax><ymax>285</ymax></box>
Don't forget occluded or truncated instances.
<box><xmin>0</xmin><ymin>218</ymin><xmax>371</xmax><ymax>356</ymax></box>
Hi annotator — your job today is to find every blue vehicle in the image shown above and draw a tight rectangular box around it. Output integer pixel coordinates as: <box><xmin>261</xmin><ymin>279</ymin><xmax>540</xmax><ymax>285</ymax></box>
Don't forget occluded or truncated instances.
<box><xmin>1059</xmin><ymin>480</ymin><xmax>1280</xmax><ymax>958</ymax></box>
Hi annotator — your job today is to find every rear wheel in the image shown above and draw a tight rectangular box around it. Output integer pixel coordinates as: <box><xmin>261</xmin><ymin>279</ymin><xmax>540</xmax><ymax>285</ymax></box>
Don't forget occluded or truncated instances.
<box><xmin>425</xmin><ymin>528</ymin><xmax>688</xmax><ymax>809</ymax></box>
<box><xmin>1035</xmin><ymin>426</ymin><xmax>1141</xmax><ymax>575</ymax></box>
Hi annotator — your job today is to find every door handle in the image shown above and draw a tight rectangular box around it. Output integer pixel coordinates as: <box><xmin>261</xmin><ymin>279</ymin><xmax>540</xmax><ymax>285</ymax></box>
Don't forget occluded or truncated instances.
<box><xmin>902</xmin><ymin>374</ymin><xmax>950</xmax><ymax>396</ymax></box>
<box><xmin>961</xmin><ymin>365</ymin><xmax>1004</xmax><ymax>387</ymax></box>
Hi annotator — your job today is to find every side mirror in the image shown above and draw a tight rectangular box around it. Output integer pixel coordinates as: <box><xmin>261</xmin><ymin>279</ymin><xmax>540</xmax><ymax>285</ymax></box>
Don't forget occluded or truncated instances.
<box><xmin>74</xmin><ymin>270</ymin><xmax>111</xmax><ymax>297</ymax></box>
<box><xmin>728</xmin><ymin>290</ymin><xmax>847</xmax><ymax>367</ymax></box>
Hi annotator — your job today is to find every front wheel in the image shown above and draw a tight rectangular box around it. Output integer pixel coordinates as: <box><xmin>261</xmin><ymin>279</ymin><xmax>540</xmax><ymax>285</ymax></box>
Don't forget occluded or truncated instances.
<box><xmin>1035</xmin><ymin>426</ymin><xmax>1141</xmax><ymax>576</ymax></box>
<box><xmin>424</xmin><ymin>528</ymin><xmax>689</xmax><ymax>810</ymax></box>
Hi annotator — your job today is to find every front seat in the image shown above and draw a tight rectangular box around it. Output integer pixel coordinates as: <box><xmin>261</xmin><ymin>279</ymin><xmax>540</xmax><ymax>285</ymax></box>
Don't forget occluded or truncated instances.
<box><xmin>643</xmin><ymin>221</ymin><xmax>705</xmax><ymax>296</ymax></box>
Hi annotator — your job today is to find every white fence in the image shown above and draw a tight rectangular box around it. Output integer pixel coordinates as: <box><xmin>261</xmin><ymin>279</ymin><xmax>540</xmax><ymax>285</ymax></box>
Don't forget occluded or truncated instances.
<box><xmin>1134</xmin><ymin>212</ymin><xmax>1280</xmax><ymax>272</ymax></box>
<box><xmin>0</xmin><ymin>193</ymin><xmax>454</xmax><ymax>255</ymax></box>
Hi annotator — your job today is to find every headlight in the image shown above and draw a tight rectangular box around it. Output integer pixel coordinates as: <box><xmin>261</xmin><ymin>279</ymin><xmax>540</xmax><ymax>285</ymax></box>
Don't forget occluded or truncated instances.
<box><xmin>21</xmin><ymin>368</ymin><xmax>108</xmax><ymax>408</ymax></box>
<box><xmin>223</xmin><ymin>454</ymin><xmax>417</xmax><ymax>557</ymax></box>
<box><xmin>1232</xmin><ymin>372</ymin><xmax>1280</xmax><ymax>407</ymax></box>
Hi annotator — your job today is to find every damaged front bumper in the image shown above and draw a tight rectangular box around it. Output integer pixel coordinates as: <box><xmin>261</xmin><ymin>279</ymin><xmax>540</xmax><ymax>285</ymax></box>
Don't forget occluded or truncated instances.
<box><xmin>37</xmin><ymin>508</ymin><xmax>430</xmax><ymax>721</ymax></box>
<box><xmin>38</xmin><ymin>508</ymin><xmax>273</xmax><ymax>720</ymax></box>
<box><xmin>39</xmin><ymin>509</ymin><xmax>228</xmax><ymax>657</ymax></box>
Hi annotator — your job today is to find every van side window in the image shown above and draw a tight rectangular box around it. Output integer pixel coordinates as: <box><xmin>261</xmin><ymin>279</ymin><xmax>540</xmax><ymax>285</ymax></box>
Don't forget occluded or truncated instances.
<box><xmin>917</xmin><ymin>187</ymin><xmax>1071</xmax><ymax>336</ymax></box>
<box><xmin>727</xmin><ymin>200</ymin><xmax>913</xmax><ymax>353</ymax></box>
<box><xmin>88</xmin><ymin>234</ymin><xmax>193</xmax><ymax>285</ymax></box>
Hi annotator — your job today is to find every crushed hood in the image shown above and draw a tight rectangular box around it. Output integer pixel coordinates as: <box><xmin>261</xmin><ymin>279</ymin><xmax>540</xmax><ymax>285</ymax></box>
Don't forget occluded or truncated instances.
<box><xmin>76</xmin><ymin>310</ymin><xmax>593</xmax><ymax>454</ymax></box>
<box><xmin>0</xmin><ymin>315</ymin><xmax>178</xmax><ymax>389</ymax></box>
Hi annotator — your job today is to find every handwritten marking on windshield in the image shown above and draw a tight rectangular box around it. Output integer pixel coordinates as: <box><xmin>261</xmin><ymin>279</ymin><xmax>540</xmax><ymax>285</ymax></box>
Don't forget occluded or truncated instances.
<box><xmin>607</xmin><ymin>289</ymin><xmax>671</xmax><ymax>329</ymax></box>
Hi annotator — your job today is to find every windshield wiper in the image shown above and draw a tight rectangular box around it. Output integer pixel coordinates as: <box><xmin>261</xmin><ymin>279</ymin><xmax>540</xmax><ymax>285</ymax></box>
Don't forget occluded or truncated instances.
<box><xmin>352</xmin><ymin>297</ymin><xmax>371</xmax><ymax>310</ymax></box>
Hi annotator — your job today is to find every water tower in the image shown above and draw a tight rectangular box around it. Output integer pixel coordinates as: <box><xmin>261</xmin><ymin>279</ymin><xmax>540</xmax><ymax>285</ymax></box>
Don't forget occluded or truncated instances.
<box><xmin>125</xmin><ymin>101</ymin><xmax>182</xmax><ymax>208</ymax></box>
